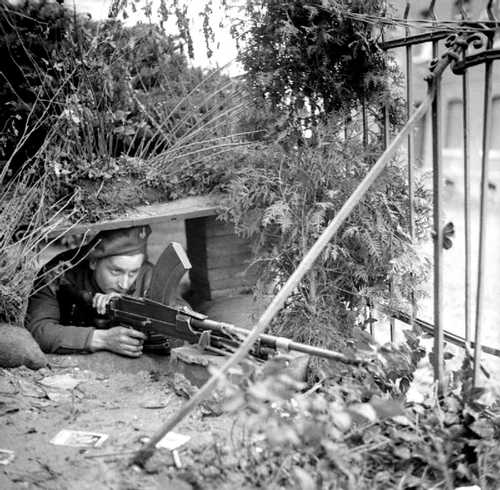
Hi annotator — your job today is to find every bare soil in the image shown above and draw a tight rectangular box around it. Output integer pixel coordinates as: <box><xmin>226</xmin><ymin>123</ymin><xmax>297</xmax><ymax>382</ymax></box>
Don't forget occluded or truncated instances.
<box><xmin>0</xmin><ymin>353</ymin><xmax>244</xmax><ymax>490</ymax></box>
<box><xmin>0</xmin><ymin>294</ymin><xmax>265</xmax><ymax>490</ymax></box>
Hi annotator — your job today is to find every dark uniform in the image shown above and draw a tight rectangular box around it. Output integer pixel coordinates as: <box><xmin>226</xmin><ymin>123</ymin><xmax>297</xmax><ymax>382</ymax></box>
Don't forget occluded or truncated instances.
<box><xmin>25</xmin><ymin>226</ymin><xmax>153</xmax><ymax>354</ymax></box>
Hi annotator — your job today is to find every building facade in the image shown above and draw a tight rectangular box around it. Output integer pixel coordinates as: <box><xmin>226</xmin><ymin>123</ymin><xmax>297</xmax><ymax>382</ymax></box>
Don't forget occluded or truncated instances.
<box><xmin>388</xmin><ymin>0</ymin><xmax>500</xmax><ymax>194</ymax></box>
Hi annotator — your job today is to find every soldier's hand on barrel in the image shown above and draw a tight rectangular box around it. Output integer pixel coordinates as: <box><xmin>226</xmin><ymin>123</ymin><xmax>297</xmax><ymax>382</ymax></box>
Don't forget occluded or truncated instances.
<box><xmin>93</xmin><ymin>292</ymin><xmax>122</xmax><ymax>315</ymax></box>
<box><xmin>89</xmin><ymin>326</ymin><xmax>147</xmax><ymax>357</ymax></box>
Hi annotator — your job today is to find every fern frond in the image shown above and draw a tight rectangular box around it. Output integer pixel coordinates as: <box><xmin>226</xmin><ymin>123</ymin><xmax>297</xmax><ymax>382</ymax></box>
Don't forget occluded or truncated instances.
<box><xmin>307</xmin><ymin>205</ymin><xmax>329</xmax><ymax>234</ymax></box>
<box><xmin>262</xmin><ymin>200</ymin><xmax>293</xmax><ymax>233</ymax></box>
<box><xmin>364</xmin><ymin>231</ymin><xmax>381</xmax><ymax>260</ymax></box>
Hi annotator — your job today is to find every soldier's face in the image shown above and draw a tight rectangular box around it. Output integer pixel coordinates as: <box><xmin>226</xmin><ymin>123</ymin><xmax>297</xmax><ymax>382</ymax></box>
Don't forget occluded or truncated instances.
<box><xmin>90</xmin><ymin>254</ymin><xmax>145</xmax><ymax>294</ymax></box>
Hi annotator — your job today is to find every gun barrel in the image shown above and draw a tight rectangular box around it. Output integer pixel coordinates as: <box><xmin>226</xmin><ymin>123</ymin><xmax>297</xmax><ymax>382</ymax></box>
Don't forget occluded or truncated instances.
<box><xmin>102</xmin><ymin>298</ymin><xmax>367</xmax><ymax>366</ymax></box>
<box><xmin>190</xmin><ymin>317</ymin><xmax>366</xmax><ymax>366</ymax></box>
<box><xmin>275</xmin><ymin>339</ymin><xmax>366</xmax><ymax>365</ymax></box>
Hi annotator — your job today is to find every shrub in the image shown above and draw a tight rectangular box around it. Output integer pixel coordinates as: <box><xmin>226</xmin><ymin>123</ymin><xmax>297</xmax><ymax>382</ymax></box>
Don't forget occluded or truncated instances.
<box><xmin>219</xmin><ymin>136</ymin><xmax>431</xmax><ymax>350</ymax></box>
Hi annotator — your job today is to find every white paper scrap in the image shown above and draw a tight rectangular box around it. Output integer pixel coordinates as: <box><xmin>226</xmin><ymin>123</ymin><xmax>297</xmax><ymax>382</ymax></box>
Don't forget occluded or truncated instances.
<box><xmin>40</xmin><ymin>374</ymin><xmax>81</xmax><ymax>391</ymax></box>
<box><xmin>0</xmin><ymin>449</ymin><xmax>15</xmax><ymax>465</ymax></box>
<box><xmin>156</xmin><ymin>432</ymin><xmax>191</xmax><ymax>451</ymax></box>
<box><xmin>50</xmin><ymin>429</ymin><xmax>108</xmax><ymax>448</ymax></box>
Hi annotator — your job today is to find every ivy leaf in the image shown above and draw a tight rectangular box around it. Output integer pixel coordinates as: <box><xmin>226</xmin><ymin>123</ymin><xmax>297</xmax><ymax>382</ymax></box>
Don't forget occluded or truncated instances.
<box><xmin>455</xmin><ymin>462</ymin><xmax>472</xmax><ymax>479</ymax></box>
<box><xmin>392</xmin><ymin>445</ymin><xmax>411</xmax><ymax>459</ymax></box>
<box><xmin>293</xmin><ymin>467</ymin><xmax>316</xmax><ymax>490</ymax></box>
<box><xmin>469</xmin><ymin>420</ymin><xmax>495</xmax><ymax>439</ymax></box>
<box><xmin>348</xmin><ymin>403</ymin><xmax>377</xmax><ymax>423</ymax></box>
<box><xmin>267</xmin><ymin>425</ymin><xmax>301</xmax><ymax>446</ymax></box>
<box><xmin>352</xmin><ymin>326</ymin><xmax>375</xmax><ymax>351</ymax></box>
<box><xmin>303</xmin><ymin>5</ymin><xmax>319</xmax><ymax>19</ymax></box>
<box><xmin>330</xmin><ymin>410</ymin><xmax>352</xmax><ymax>432</ymax></box>
<box><xmin>369</xmin><ymin>397</ymin><xmax>404</xmax><ymax>419</ymax></box>
<box><xmin>222</xmin><ymin>393</ymin><xmax>245</xmax><ymax>413</ymax></box>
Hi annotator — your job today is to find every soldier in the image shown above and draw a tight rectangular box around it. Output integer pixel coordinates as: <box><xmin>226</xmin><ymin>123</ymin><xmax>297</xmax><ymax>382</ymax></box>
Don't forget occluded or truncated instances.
<box><xmin>25</xmin><ymin>225</ymin><xmax>161</xmax><ymax>357</ymax></box>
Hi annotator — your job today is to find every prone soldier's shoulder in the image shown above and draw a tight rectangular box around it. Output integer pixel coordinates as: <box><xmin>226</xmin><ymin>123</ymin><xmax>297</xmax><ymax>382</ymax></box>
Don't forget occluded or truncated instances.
<box><xmin>36</xmin><ymin>247</ymin><xmax>89</xmax><ymax>290</ymax></box>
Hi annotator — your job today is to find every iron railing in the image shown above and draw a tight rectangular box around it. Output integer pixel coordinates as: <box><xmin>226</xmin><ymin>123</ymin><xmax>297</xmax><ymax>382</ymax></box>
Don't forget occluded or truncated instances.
<box><xmin>132</xmin><ymin>0</ymin><xmax>500</xmax><ymax>462</ymax></box>
<box><xmin>377</xmin><ymin>0</ymin><xmax>500</xmax><ymax>387</ymax></box>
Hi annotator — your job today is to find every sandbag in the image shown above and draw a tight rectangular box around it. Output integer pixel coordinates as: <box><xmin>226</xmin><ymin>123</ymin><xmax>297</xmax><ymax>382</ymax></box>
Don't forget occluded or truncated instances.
<box><xmin>0</xmin><ymin>324</ymin><xmax>48</xmax><ymax>369</ymax></box>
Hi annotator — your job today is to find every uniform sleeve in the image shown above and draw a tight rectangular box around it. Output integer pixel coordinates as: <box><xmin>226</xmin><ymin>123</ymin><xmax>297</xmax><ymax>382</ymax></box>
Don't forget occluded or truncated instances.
<box><xmin>25</xmin><ymin>281</ymin><xmax>95</xmax><ymax>354</ymax></box>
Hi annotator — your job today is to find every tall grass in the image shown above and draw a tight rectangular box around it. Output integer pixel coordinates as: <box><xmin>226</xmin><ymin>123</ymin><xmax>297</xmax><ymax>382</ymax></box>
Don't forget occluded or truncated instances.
<box><xmin>38</xmin><ymin>13</ymin><xmax>252</xmax><ymax>220</ymax></box>
<box><xmin>0</xmin><ymin>1</ymin><xmax>253</xmax><ymax>323</ymax></box>
<box><xmin>0</xmin><ymin>167</ymin><xmax>79</xmax><ymax>324</ymax></box>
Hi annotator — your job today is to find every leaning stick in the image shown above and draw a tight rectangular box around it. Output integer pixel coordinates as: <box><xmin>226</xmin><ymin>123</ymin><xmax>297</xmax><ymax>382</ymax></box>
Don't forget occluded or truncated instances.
<box><xmin>130</xmin><ymin>92</ymin><xmax>436</xmax><ymax>468</ymax></box>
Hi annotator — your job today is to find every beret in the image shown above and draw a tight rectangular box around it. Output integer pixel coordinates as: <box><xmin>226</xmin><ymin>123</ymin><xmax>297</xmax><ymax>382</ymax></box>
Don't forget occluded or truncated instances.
<box><xmin>89</xmin><ymin>225</ymin><xmax>151</xmax><ymax>260</ymax></box>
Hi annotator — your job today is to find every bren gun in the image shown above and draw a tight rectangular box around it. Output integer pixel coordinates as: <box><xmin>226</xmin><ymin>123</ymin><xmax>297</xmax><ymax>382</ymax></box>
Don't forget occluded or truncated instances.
<box><xmin>105</xmin><ymin>294</ymin><xmax>364</xmax><ymax>364</ymax></box>
<box><xmin>81</xmin><ymin>242</ymin><xmax>365</xmax><ymax>365</ymax></box>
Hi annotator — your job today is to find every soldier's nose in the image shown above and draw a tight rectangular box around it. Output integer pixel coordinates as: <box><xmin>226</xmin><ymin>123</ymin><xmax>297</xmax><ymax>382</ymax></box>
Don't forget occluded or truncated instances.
<box><xmin>118</xmin><ymin>276</ymin><xmax>131</xmax><ymax>291</ymax></box>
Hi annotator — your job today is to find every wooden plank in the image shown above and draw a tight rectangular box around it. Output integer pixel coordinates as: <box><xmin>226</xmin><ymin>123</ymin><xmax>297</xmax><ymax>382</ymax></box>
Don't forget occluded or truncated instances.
<box><xmin>210</xmin><ymin>275</ymin><xmax>257</xmax><ymax>292</ymax></box>
<box><xmin>208</xmin><ymin>265</ymin><xmax>259</xmax><ymax>283</ymax></box>
<box><xmin>210</xmin><ymin>286</ymin><xmax>254</xmax><ymax>298</ymax></box>
<box><xmin>205</xmin><ymin>217</ymin><xmax>238</xmax><ymax>238</ymax></box>
<box><xmin>207</xmin><ymin>250</ymin><xmax>254</xmax><ymax>269</ymax></box>
<box><xmin>206</xmin><ymin>235</ymin><xmax>254</xmax><ymax>256</ymax></box>
<box><xmin>47</xmin><ymin>195</ymin><xmax>221</xmax><ymax>238</ymax></box>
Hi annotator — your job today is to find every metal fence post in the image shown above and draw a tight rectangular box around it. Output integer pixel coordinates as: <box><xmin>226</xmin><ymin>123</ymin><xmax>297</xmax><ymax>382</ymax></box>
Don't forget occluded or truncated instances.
<box><xmin>429</xmin><ymin>0</ymin><xmax>445</xmax><ymax>390</ymax></box>
<box><xmin>473</xmin><ymin>1</ymin><xmax>497</xmax><ymax>387</ymax></box>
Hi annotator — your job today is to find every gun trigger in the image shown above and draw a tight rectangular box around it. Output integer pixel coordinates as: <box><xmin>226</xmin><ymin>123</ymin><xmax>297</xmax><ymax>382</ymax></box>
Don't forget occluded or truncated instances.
<box><xmin>198</xmin><ymin>330</ymin><xmax>211</xmax><ymax>351</ymax></box>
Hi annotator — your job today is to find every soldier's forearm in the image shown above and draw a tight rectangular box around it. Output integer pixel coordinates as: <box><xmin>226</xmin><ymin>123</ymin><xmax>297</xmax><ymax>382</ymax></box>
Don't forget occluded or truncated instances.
<box><xmin>27</xmin><ymin>319</ymin><xmax>94</xmax><ymax>354</ymax></box>
<box><xmin>87</xmin><ymin>326</ymin><xmax>145</xmax><ymax>357</ymax></box>
<box><xmin>88</xmin><ymin>329</ymin><xmax>108</xmax><ymax>352</ymax></box>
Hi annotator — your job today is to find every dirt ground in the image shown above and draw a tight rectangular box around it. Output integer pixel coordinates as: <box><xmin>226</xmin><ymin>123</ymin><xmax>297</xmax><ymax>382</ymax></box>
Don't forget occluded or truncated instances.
<box><xmin>0</xmin><ymin>295</ymin><xmax>266</xmax><ymax>490</ymax></box>
<box><xmin>0</xmin><ymin>352</ymin><xmax>247</xmax><ymax>490</ymax></box>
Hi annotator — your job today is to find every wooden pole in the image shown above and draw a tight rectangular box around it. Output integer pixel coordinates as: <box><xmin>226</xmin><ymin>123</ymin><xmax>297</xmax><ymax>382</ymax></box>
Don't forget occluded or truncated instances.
<box><xmin>130</xmin><ymin>92</ymin><xmax>437</xmax><ymax>468</ymax></box>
